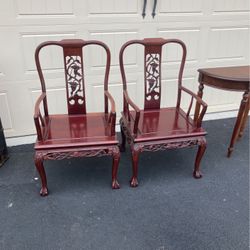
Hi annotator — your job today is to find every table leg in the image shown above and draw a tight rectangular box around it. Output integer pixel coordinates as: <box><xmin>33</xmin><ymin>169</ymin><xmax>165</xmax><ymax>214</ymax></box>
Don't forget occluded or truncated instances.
<box><xmin>194</xmin><ymin>82</ymin><xmax>204</xmax><ymax>123</ymax></box>
<box><xmin>227</xmin><ymin>91</ymin><xmax>249</xmax><ymax>157</ymax></box>
<box><xmin>238</xmin><ymin>97</ymin><xmax>249</xmax><ymax>139</ymax></box>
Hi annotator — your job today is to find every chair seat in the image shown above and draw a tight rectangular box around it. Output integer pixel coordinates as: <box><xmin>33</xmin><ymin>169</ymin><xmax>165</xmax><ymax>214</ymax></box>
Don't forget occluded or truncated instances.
<box><xmin>122</xmin><ymin>107</ymin><xmax>206</xmax><ymax>142</ymax></box>
<box><xmin>35</xmin><ymin>113</ymin><xmax>118</xmax><ymax>150</ymax></box>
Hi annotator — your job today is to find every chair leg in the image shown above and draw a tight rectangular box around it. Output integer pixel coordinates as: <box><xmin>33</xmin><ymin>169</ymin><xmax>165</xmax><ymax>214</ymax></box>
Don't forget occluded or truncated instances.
<box><xmin>34</xmin><ymin>153</ymin><xmax>48</xmax><ymax>196</ymax></box>
<box><xmin>119</xmin><ymin>122</ymin><xmax>126</xmax><ymax>152</ymax></box>
<box><xmin>111</xmin><ymin>147</ymin><xmax>120</xmax><ymax>189</ymax></box>
<box><xmin>130</xmin><ymin>146</ymin><xmax>140</xmax><ymax>187</ymax></box>
<box><xmin>193</xmin><ymin>139</ymin><xmax>206</xmax><ymax>179</ymax></box>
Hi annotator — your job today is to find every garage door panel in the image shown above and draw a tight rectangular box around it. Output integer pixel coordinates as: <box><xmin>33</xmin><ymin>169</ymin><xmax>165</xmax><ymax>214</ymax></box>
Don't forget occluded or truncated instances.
<box><xmin>207</xmin><ymin>26</ymin><xmax>249</xmax><ymax>63</ymax></box>
<box><xmin>0</xmin><ymin>1</ymin><xmax>16</xmax><ymax>25</ymax></box>
<box><xmin>12</xmin><ymin>0</ymin><xmax>81</xmax><ymax>26</ymax></box>
<box><xmin>0</xmin><ymin>28</ymin><xmax>26</xmax><ymax>81</ymax></box>
<box><xmin>0</xmin><ymin>83</ymin><xmax>35</xmax><ymax>137</ymax></box>
<box><xmin>161</xmin><ymin>76</ymin><xmax>198</xmax><ymax>108</ymax></box>
<box><xmin>87</xmin><ymin>0</ymin><xmax>142</xmax><ymax>24</ymax></box>
<box><xmin>31</xmin><ymin>87</ymin><xmax>68</xmax><ymax>115</ymax></box>
<box><xmin>86</xmin><ymin>72</ymin><xmax>142</xmax><ymax>116</ymax></box>
<box><xmin>87</xmin><ymin>29</ymin><xmax>141</xmax><ymax>75</ymax></box>
<box><xmin>0</xmin><ymin>92</ymin><xmax>13</xmax><ymax>130</ymax></box>
<box><xmin>21</xmin><ymin>32</ymin><xmax>76</xmax><ymax>75</ymax></box>
<box><xmin>88</xmin><ymin>0</ymin><xmax>138</xmax><ymax>15</ymax></box>
<box><xmin>203</xmin><ymin>88</ymin><xmax>242</xmax><ymax>113</ymax></box>
<box><xmin>159</xmin><ymin>0</ymin><xmax>204</xmax><ymax>15</ymax></box>
<box><xmin>88</xmin><ymin>82</ymin><xmax>137</xmax><ymax>116</ymax></box>
<box><xmin>213</xmin><ymin>0</ymin><xmax>249</xmax><ymax>13</ymax></box>
<box><xmin>16</xmin><ymin>0</ymin><xmax>74</xmax><ymax>16</ymax></box>
<box><xmin>158</xmin><ymin>28</ymin><xmax>201</xmax><ymax>66</ymax></box>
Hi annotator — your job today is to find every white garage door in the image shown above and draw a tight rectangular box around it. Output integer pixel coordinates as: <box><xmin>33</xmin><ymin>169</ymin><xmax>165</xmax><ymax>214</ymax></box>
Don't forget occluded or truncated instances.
<box><xmin>0</xmin><ymin>0</ymin><xmax>249</xmax><ymax>138</ymax></box>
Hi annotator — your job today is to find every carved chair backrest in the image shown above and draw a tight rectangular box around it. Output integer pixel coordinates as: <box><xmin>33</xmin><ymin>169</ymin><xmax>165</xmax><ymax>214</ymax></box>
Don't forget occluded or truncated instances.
<box><xmin>120</xmin><ymin>38</ymin><xmax>187</xmax><ymax>110</ymax></box>
<box><xmin>35</xmin><ymin>39</ymin><xmax>111</xmax><ymax>116</ymax></box>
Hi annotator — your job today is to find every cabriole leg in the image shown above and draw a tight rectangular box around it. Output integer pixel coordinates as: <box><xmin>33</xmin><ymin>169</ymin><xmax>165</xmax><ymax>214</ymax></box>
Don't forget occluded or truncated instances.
<box><xmin>34</xmin><ymin>152</ymin><xmax>48</xmax><ymax>196</ymax></box>
<box><xmin>193</xmin><ymin>138</ymin><xmax>206</xmax><ymax>179</ymax></box>
<box><xmin>111</xmin><ymin>147</ymin><xmax>120</xmax><ymax>189</ymax></box>
<box><xmin>130</xmin><ymin>145</ymin><xmax>140</xmax><ymax>187</ymax></box>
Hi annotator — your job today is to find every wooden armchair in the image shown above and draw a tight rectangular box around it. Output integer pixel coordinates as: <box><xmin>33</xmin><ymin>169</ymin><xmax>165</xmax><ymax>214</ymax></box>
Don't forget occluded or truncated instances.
<box><xmin>34</xmin><ymin>39</ymin><xmax>120</xmax><ymax>196</ymax></box>
<box><xmin>119</xmin><ymin>38</ymin><xmax>208</xmax><ymax>187</ymax></box>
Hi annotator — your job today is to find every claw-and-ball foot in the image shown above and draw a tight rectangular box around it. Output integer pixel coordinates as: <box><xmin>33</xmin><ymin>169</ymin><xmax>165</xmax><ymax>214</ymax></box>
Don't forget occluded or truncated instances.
<box><xmin>193</xmin><ymin>170</ymin><xmax>202</xmax><ymax>179</ymax></box>
<box><xmin>130</xmin><ymin>177</ymin><xmax>138</xmax><ymax>187</ymax></box>
<box><xmin>112</xmin><ymin>179</ymin><xmax>120</xmax><ymax>189</ymax></box>
<box><xmin>40</xmin><ymin>187</ymin><xmax>49</xmax><ymax>196</ymax></box>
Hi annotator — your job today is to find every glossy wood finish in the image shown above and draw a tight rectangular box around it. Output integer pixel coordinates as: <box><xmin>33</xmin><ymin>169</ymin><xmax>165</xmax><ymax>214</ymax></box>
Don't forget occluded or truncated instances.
<box><xmin>194</xmin><ymin>66</ymin><xmax>250</xmax><ymax>157</ymax></box>
<box><xmin>119</xmin><ymin>38</ymin><xmax>208</xmax><ymax>187</ymax></box>
<box><xmin>34</xmin><ymin>39</ymin><xmax>120</xmax><ymax>196</ymax></box>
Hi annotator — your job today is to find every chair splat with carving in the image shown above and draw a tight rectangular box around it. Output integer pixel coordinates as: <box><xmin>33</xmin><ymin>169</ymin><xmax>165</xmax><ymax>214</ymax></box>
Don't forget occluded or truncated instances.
<box><xmin>119</xmin><ymin>38</ymin><xmax>207</xmax><ymax>187</ymax></box>
<box><xmin>34</xmin><ymin>39</ymin><xmax>120</xmax><ymax>196</ymax></box>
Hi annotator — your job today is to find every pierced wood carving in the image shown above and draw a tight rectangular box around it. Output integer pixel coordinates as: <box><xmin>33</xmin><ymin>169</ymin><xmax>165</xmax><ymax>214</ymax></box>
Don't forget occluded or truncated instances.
<box><xmin>39</xmin><ymin>149</ymin><xmax>112</xmax><ymax>161</ymax></box>
<box><xmin>65</xmin><ymin>55</ymin><xmax>85</xmax><ymax>107</ymax></box>
<box><xmin>139</xmin><ymin>139</ymin><xmax>199</xmax><ymax>152</ymax></box>
<box><xmin>145</xmin><ymin>53</ymin><xmax>160</xmax><ymax>104</ymax></box>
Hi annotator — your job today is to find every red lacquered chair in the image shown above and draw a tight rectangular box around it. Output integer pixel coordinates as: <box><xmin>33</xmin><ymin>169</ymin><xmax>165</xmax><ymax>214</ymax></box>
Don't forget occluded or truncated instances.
<box><xmin>119</xmin><ymin>38</ymin><xmax>208</xmax><ymax>187</ymax></box>
<box><xmin>34</xmin><ymin>39</ymin><xmax>120</xmax><ymax>196</ymax></box>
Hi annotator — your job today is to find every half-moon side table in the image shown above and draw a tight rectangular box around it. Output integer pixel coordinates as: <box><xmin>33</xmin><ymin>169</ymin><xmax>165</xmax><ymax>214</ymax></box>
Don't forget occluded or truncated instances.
<box><xmin>194</xmin><ymin>66</ymin><xmax>249</xmax><ymax>157</ymax></box>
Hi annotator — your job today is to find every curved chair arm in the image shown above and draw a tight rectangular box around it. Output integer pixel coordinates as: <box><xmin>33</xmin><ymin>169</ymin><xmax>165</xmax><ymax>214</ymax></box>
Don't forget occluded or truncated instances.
<box><xmin>180</xmin><ymin>86</ymin><xmax>207</xmax><ymax>128</ymax></box>
<box><xmin>104</xmin><ymin>91</ymin><xmax>116</xmax><ymax>136</ymax></box>
<box><xmin>105</xmin><ymin>91</ymin><xmax>115</xmax><ymax>113</ymax></box>
<box><xmin>34</xmin><ymin>93</ymin><xmax>47</xmax><ymax>141</ymax></box>
<box><xmin>124</xmin><ymin>90</ymin><xmax>140</xmax><ymax>134</ymax></box>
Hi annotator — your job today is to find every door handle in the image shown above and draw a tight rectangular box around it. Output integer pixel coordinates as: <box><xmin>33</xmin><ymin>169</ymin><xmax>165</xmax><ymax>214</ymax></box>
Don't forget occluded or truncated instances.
<box><xmin>142</xmin><ymin>0</ymin><xmax>147</xmax><ymax>18</ymax></box>
<box><xmin>152</xmin><ymin>0</ymin><xmax>158</xmax><ymax>18</ymax></box>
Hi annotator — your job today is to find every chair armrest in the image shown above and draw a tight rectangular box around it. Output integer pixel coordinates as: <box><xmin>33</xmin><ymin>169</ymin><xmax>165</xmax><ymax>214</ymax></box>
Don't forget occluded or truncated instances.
<box><xmin>104</xmin><ymin>91</ymin><xmax>116</xmax><ymax>136</ymax></box>
<box><xmin>124</xmin><ymin>90</ymin><xmax>140</xmax><ymax>113</ymax></box>
<box><xmin>105</xmin><ymin>91</ymin><xmax>115</xmax><ymax>113</ymax></box>
<box><xmin>123</xmin><ymin>90</ymin><xmax>140</xmax><ymax>134</ymax></box>
<box><xmin>180</xmin><ymin>86</ymin><xmax>207</xmax><ymax>127</ymax></box>
<box><xmin>34</xmin><ymin>93</ymin><xmax>46</xmax><ymax>118</ymax></box>
<box><xmin>180</xmin><ymin>86</ymin><xmax>207</xmax><ymax>107</ymax></box>
<box><xmin>34</xmin><ymin>93</ymin><xmax>47</xmax><ymax>141</ymax></box>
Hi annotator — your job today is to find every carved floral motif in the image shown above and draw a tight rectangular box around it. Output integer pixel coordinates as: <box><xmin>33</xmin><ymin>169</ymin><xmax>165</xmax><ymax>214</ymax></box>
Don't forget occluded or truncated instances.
<box><xmin>66</xmin><ymin>56</ymin><xmax>84</xmax><ymax>105</ymax></box>
<box><xmin>145</xmin><ymin>53</ymin><xmax>160</xmax><ymax>102</ymax></box>
<box><xmin>36</xmin><ymin>148</ymin><xmax>119</xmax><ymax>161</ymax></box>
<box><xmin>139</xmin><ymin>140</ymin><xmax>199</xmax><ymax>152</ymax></box>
